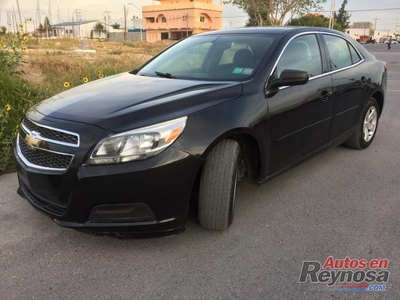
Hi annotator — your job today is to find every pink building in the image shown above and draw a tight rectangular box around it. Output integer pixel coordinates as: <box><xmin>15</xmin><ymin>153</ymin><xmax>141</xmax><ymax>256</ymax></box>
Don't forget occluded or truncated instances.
<box><xmin>143</xmin><ymin>0</ymin><xmax>222</xmax><ymax>42</ymax></box>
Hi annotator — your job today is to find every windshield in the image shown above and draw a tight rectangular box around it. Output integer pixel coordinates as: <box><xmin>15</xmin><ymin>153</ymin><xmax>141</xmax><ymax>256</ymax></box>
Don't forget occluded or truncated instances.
<box><xmin>137</xmin><ymin>34</ymin><xmax>276</xmax><ymax>81</ymax></box>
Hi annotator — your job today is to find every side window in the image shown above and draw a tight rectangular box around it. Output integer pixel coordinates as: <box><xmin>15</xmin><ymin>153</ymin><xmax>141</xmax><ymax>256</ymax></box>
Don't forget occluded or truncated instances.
<box><xmin>276</xmin><ymin>34</ymin><xmax>323</xmax><ymax>78</ymax></box>
<box><xmin>323</xmin><ymin>35</ymin><xmax>352</xmax><ymax>70</ymax></box>
<box><xmin>348</xmin><ymin>43</ymin><xmax>361</xmax><ymax>64</ymax></box>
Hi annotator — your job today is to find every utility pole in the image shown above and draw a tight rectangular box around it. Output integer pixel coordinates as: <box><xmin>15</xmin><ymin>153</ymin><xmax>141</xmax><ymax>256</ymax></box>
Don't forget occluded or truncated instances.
<box><xmin>104</xmin><ymin>11</ymin><xmax>111</xmax><ymax>25</ymax></box>
<box><xmin>186</xmin><ymin>13</ymin><xmax>189</xmax><ymax>37</ymax></box>
<box><xmin>75</xmin><ymin>9</ymin><xmax>82</xmax><ymax>22</ymax></box>
<box><xmin>128</xmin><ymin>3</ymin><xmax>142</xmax><ymax>41</ymax></box>
<box><xmin>373</xmin><ymin>17</ymin><xmax>378</xmax><ymax>31</ymax></box>
<box><xmin>75</xmin><ymin>9</ymin><xmax>82</xmax><ymax>37</ymax></box>
<box><xmin>183</xmin><ymin>13</ymin><xmax>189</xmax><ymax>37</ymax></box>
<box><xmin>7</xmin><ymin>11</ymin><xmax>12</xmax><ymax>33</ymax></box>
<box><xmin>12</xmin><ymin>7</ymin><xmax>18</xmax><ymax>33</ymax></box>
<box><xmin>124</xmin><ymin>5</ymin><xmax>127</xmax><ymax>41</ymax></box>
<box><xmin>16</xmin><ymin>0</ymin><xmax>22</xmax><ymax>28</ymax></box>
<box><xmin>48</xmin><ymin>0</ymin><xmax>52</xmax><ymax>23</ymax></box>
<box><xmin>36</xmin><ymin>0</ymin><xmax>41</xmax><ymax>26</ymax></box>
<box><xmin>328</xmin><ymin>0</ymin><xmax>335</xmax><ymax>29</ymax></box>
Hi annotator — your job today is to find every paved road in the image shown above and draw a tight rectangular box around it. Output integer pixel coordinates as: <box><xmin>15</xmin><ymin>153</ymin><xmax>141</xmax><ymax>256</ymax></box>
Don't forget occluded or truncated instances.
<box><xmin>1</xmin><ymin>44</ymin><xmax>399</xmax><ymax>300</ymax></box>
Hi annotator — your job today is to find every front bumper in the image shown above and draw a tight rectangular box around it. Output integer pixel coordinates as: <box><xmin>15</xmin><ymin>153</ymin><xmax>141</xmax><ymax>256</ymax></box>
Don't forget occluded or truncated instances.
<box><xmin>15</xmin><ymin>144</ymin><xmax>202</xmax><ymax>236</ymax></box>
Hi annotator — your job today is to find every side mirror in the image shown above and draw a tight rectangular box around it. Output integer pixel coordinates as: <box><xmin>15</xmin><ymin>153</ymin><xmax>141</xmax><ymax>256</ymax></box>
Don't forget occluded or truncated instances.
<box><xmin>269</xmin><ymin>69</ymin><xmax>309</xmax><ymax>90</ymax></box>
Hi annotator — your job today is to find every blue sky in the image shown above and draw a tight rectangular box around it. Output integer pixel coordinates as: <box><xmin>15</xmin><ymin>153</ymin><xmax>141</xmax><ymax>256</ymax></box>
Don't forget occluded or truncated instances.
<box><xmin>1</xmin><ymin>0</ymin><xmax>399</xmax><ymax>33</ymax></box>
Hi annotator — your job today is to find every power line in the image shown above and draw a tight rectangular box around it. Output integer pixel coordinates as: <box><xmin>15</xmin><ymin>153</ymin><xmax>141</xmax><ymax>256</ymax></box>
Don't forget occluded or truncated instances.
<box><xmin>319</xmin><ymin>7</ymin><xmax>400</xmax><ymax>13</ymax></box>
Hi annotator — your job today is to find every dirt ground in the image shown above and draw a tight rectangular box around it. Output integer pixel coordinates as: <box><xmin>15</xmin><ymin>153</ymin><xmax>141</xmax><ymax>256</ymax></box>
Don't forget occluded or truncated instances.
<box><xmin>18</xmin><ymin>38</ymin><xmax>172</xmax><ymax>86</ymax></box>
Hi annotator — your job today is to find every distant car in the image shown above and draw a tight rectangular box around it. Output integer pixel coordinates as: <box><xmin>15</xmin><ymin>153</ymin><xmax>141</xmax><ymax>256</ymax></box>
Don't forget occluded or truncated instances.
<box><xmin>15</xmin><ymin>27</ymin><xmax>387</xmax><ymax>236</ymax></box>
<box><xmin>384</xmin><ymin>40</ymin><xmax>398</xmax><ymax>44</ymax></box>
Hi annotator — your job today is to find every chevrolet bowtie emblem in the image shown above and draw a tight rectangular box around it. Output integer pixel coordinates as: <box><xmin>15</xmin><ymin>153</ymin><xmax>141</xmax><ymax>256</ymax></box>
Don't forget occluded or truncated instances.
<box><xmin>25</xmin><ymin>131</ymin><xmax>42</xmax><ymax>149</ymax></box>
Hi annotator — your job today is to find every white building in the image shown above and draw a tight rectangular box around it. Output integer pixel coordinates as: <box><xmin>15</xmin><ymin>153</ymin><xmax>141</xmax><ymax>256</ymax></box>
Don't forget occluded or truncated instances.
<box><xmin>346</xmin><ymin>22</ymin><xmax>375</xmax><ymax>42</ymax></box>
<box><xmin>52</xmin><ymin>20</ymin><xmax>101</xmax><ymax>38</ymax></box>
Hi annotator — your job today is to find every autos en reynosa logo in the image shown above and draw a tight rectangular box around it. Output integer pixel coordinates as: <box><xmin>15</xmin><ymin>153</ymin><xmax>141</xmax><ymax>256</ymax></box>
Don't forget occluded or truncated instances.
<box><xmin>299</xmin><ymin>256</ymin><xmax>389</xmax><ymax>291</ymax></box>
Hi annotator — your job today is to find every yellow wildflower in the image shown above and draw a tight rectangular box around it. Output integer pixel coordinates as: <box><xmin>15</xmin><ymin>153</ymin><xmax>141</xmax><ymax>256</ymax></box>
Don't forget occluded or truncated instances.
<box><xmin>98</xmin><ymin>73</ymin><xmax>104</xmax><ymax>78</ymax></box>
<box><xmin>5</xmin><ymin>104</ymin><xmax>12</xmax><ymax>111</ymax></box>
<box><xmin>23</xmin><ymin>36</ymin><xmax>29</xmax><ymax>42</ymax></box>
<box><xmin>83</xmin><ymin>77</ymin><xmax>89</xmax><ymax>83</ymax></box>
<box><xmin>63</xmin><ymin>82</ymin><xmax>70</xmax><ymax>88</ymax></box>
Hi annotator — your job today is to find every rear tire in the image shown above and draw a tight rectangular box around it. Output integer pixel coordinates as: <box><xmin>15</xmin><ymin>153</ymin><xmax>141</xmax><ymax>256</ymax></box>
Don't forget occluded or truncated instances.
<box><xmin>345</xmin><ymin>97</ymin><xmax>379</xmax><ymax>149</ymax></box>
<box><xmin>198</xmin><ymin>140</ymin><xmax>240</xmax><ymax>230</ymax></box>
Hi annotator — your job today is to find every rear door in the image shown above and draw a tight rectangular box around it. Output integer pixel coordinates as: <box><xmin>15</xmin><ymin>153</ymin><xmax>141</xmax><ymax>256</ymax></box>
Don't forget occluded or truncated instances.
<box><xmin>267</xmin><ymin>33</ymin><xmax>334</xmax><ymax>173</ymax></box>
<box><xmin>321</xmin><ymin>34</ymin><xmax>368</xmax><ymax>140</ymax></box>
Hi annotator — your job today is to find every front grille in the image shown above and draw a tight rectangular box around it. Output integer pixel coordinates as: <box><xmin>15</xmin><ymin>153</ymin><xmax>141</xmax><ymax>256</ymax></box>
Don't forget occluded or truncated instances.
<box><xmin>22</xmin><ymin>118</ymin><xmax>79</xmax><ymax>145</ymax></box>
<box><xmin>18</xmin><ymin>136</ymin><xmax>73</xmax><ymax>169</ymax></box>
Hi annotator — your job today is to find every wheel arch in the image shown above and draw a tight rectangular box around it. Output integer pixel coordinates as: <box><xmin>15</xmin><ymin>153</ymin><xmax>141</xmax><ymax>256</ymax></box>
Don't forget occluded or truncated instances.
<box><xmin>371</xmin><ymin>91</ymin><xmax>384</xmax><ymax>117</ymax></box>
<box><xmin>199</xmin><ymin>129</ymin><xmax>264</xmax><ymax>183</ymax></box>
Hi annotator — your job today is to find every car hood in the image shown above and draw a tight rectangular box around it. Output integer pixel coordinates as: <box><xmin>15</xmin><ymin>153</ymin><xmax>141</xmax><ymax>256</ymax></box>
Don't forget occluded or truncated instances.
<box><xmin>32</xmin><ymin>73</ymin><xmax>243</xmax><ymax>132</ymax></box>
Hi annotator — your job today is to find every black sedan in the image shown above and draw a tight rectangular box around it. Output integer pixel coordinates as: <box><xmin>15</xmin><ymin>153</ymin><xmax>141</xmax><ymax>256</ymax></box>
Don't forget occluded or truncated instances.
<box><xmin>14</xmin><ymin>27</ymin><xmax>387</xmax><ymax>236</ymax></box>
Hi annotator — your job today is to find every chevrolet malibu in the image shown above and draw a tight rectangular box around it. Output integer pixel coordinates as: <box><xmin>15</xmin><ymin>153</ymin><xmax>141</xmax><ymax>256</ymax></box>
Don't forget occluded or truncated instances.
<box><xmin>15</xmin><ymin>27</ymin><xmax>387</xmax><ymax>236</ymax></box>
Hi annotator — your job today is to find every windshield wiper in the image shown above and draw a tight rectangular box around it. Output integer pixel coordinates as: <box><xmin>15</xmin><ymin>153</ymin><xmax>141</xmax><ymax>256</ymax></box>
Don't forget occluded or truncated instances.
<box><xmin>155</xmin><ymin>71</ymin><xmax>176</xmax><ymax>79</ymax></box>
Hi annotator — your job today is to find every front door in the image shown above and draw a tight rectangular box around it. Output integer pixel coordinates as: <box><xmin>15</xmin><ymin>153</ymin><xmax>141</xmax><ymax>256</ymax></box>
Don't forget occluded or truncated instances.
<box><xmin>268</xmin><ymin>33</ymin><xmax>334</xmax><ymax>173</ymax></box>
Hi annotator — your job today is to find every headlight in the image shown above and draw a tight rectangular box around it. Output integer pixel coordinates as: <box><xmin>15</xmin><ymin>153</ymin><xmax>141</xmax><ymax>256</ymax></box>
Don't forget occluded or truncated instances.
<box><xmin>87</xmin><ymin>117</ymin><xmax>187</xmax><ymax>165</ymax></box>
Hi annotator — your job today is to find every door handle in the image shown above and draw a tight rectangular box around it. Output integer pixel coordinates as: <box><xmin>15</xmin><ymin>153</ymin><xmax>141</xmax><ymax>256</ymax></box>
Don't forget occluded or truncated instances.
<box><xmin>320</xmin><ymin>91</ymin><xmax>332</xmax><ymax>101</ymax></box>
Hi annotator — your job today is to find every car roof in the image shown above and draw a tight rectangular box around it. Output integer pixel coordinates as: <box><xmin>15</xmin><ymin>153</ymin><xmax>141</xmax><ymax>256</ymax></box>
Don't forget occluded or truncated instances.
<box><xmin>201</xmin><ymin>26</ymin><xmax>345</xmax><ymax>37</ymax></box>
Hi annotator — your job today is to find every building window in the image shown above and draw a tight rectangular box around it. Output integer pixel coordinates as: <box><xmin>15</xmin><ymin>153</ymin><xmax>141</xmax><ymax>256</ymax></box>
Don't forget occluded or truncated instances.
<box><xmin>162</xmin><ymin>17</ymin><xmax>167</xmax><ymax>23</ymax></box>
<box><xmin>200</xmin><ymin>16</ymin><xmax>205</xmax><ymax>22</ymax></box>
<box><xmin>161</xmin><ymin>32</ymin><xmax>169</xmax><ymax>40</ymax></box>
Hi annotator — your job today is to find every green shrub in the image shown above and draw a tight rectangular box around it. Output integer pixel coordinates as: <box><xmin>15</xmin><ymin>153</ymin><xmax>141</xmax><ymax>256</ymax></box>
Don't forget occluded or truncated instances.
<box><xmin>0</xmin><ymin>34</ymin><xmax>26</xmax><ymax>71</ymax></box>
<box><xmin>0</xmin><ymin>70</ymin><xmax>50</xmax><ymax>173</ymax></box>
<box><xmin>109</xmin><ymin>49</ymin><xmax>123</xmax><ymax>55</ymax></box>
<box><xmin>0</xmin><ymin>34</ymin><xmax>49</xmax><ymax>173</ymax></box>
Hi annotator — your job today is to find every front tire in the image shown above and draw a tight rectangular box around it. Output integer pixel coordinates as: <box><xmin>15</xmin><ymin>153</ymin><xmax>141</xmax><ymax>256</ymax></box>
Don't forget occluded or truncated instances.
<box><xmin>345</xmin><ymin>97</ymin><xmax>379</xmax><ymax>149</ymax></box>
<box><xmin>198</xmin><ymin>140</ymin><xmax>240</xmax><ymax>230</ymax></box>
